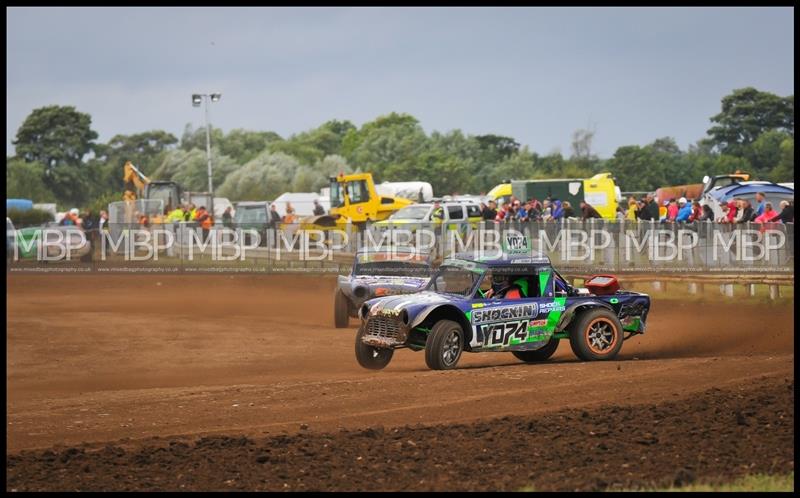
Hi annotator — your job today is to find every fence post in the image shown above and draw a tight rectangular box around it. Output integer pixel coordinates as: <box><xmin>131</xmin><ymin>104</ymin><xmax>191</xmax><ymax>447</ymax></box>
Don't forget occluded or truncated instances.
<box><xmin>719</xmin><ymin>283</ymin><xmax>734</xmax><ymax>297</ymax></box>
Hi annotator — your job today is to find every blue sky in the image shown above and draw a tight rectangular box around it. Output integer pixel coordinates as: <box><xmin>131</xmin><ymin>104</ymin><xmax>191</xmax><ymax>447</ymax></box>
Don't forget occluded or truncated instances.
<box><xmin>6</xmin><ymin>7</ymin><xmax>794</xmax><ymax>158</ymax></box>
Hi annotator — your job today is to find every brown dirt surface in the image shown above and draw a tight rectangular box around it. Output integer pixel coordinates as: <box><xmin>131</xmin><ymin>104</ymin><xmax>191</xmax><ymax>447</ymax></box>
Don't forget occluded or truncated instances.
<box><xmin>6</xmin><ymin>273</ymin><xmax>795</xmax><ymax>491</ymax></box>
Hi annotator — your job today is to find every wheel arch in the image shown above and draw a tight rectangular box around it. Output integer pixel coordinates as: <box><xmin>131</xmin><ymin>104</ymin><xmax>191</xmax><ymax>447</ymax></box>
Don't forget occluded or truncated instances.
<box><xmin>556</xmin><ymin>300</ymin><xmax>615</xmax><ymax>333</ymax></box>
<box><xmin>411</xmin><ymin>304</ymin><xmax>473</xmax><ymax>348</ymax></box>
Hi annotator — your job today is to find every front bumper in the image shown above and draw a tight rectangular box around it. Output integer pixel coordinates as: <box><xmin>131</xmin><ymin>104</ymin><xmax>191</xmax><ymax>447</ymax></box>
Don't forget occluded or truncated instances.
<box><xmin>361</xmin><ymin>315</ymin><xmax>410</xmax><ymax>348</ymax></box>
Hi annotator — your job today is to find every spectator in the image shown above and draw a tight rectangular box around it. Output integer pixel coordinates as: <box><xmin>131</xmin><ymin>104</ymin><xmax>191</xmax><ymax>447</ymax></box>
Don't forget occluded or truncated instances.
<box><xmin>515</xmin><ymin>201</ymin><xmax>529</xmax><ymax>222</ymax></box>
<box><xmin>185</xmin><ymin>203</ymin><xmax>196</xmax><ymax>222</ymax></box>
<box><xmin>312</xmin><ymin>199</ymin><xmax>325</xmax><ymax>216</ymax></box>
<box><xmin>167</xmin><ymin>205</ymin><xmax>186</xmax><ymax>223</ymax></box>
<box><xmin>194</xmin><ymin>206</ymin><xmax>213</xmax><ymax>239</ymax></box>
<box><xmin>638</xmin><ymin>194</ymin><xmax>659</xmax><ymax>221</ymax></box>
<box><xmin>667</xmin><ymin>198</ymin><xmax>679</xmax><ymax>222</ymax></box>
<box><xmin>626</xmin><ymin>197</ymin><xmax>639</xmax><ymax>220</ymax></box>
<box><xmin>268</xmin><ymin>204</ymin><xmax>282</xmax><ymax>247</ymax></box>
<box><xmin>658</xmin><ymin>200</ymin><xmax>669</xmax><ymax>221</ymax></box>
<box><xmin>768</xmin><ymin>200</ymin><xmax>794</xmax><ymax>223</ymax></box>
<box><xmin>495</xmin><ymin>202</ymin><xmax>511</xmax><ymax>222</ymax></box>
<box><xmin>283</xmin><ymin>202</ymin><xmax>297</xmax><ymax>224</ymax></box>
<box><xmin>551</xmin><ymin>199</ymin><xmax>564</xmax><ymax>220</ymax></box>
<box><xmin>222</xmin><ymin>206</ymin><xmax>234</xmax><ymax>229</ymax></box>
<box><xmin>431</xmin><ymin>201</ymin><xmax>444</xmax><ymax>220</ymax></box>
<box><xmin>717</xmin><ymin>201</ymin><xmax>735</xmax><ymax>223</ymax></box>
<box><xmin>580</xmin><ymin>200</ymin><xmax>602</xmax><ymax>219</ymax></box>
<box><xmin>82</xmin><ymin>209</ymin><xmax>97</xmax><ymax>232</ymax></box>
<box><xmin>482</xmin><ymin>200</ymin><xmax>497</xmax><ymax>221</ymax></box>
<box><xmin>541</xmin><ymin>200</ymin><xmax>552</xmax><ymax>221</ymax></box>
<box><xmin>529</xmin><ymin>199</ymin><xmax>542</xmax><ymax>220</ymax></box>
<box><xmin>698</xmin><ymin>204</ymin><xmax>714</xmax><ymax>222</ymax></box>
<box><xmin>688</xmin><ymin>201</ymin><xmax>703</xmax><ymax>222</ymax></box>
<box><xmin>615</xmin><ymin>205</ymin><xmax>626</xmax><ymax>220</ymax></box>
<box><xmin>675</xmin><ymin>197</ymin><xmax>693</xmax><ymax>222</ymax></box>
<box><xmin>562</xmin><ymin>201</ymin><xmax>576</xmax><ymax>219</ymax></box>
<box><xmin>98</xmin><ymin>210</ymin><xmax>110</xmax><ymax>232</ymax></box>
<box><xmin>136</xmin><ymin>211</ymin><xmax>150</xmax><ymax>228</ymax></box>
<box><xmin>754</xmin><ymin>202</ymin><xmax>778</xmax><ymax>224</ymax></box>
<box><xmin>753</xmin><ymin>192</ymin><xmax>767</xmax><ymax>218</ymax></box>
<box><xmin>60</xmin><ymin>208</ymin><xmax>80</xmax><ymax>226</ymax></box>
<box><xmin>734</xmin><ymin>199</ymin><xmax>754</xmax><ymax>224</ymax></box>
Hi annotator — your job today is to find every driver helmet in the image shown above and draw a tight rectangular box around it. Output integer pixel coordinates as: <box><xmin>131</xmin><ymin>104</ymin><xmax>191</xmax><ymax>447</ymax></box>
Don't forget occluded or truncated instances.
<box><xmin>490</xmin><ymin>273</ymin><xmax>511</xmax><ymax>293</ymax></box>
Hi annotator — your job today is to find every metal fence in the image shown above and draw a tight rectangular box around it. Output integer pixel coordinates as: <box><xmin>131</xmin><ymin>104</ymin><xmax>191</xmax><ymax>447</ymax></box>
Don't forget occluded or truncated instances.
<box><xmin>63</xmin><ymin>219</ymin><xmax>791</xmax><ymax>274</ymax></box>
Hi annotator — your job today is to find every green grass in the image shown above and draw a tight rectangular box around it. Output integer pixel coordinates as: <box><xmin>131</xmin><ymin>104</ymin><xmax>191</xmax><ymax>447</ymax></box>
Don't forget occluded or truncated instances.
<box><xmin>520</xmin><ymin>473</ymin><xmax>794</xmax><ymax>492</ymax></box>
<box><xmin>645</xmin><ymin>473</ymin><xmax>794</xmax><ymax>492</ymax></box>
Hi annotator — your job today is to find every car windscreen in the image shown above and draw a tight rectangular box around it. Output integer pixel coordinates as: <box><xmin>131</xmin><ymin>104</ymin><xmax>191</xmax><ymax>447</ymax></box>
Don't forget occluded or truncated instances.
<box><xmin>354</xmin><ymin>261</ymin><xmax>431</xmax><ymax>277</ymax></box>
<box><xmin>426</xmin><ymin>261</ymin><xmax>485</xmax><ymax>296</ymax></box>
<box><xmin>388</xmin><ymin>205</ymin><xmax>430</xmax><ymax>220</ymax></box>
<box><xmin>235</xmin><ymin>207</ymin><xmax>267</xmax><ymax>223</ymax></box>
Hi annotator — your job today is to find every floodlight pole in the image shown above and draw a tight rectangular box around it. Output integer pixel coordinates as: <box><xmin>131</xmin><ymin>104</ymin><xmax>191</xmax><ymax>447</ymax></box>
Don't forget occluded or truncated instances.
<box><xmin>203</xmin><ymin>97</ymin><xmax>214</xmax><ymax>217</ymax></box>
<box><xmin>192</xmin><ymin>93</ymin><xmax>221</xmax><ymax>218</ymax></box>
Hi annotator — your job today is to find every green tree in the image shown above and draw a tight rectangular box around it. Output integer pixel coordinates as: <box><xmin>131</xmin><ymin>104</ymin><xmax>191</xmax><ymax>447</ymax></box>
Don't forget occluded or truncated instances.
<box><xmin>12</xmin><ymin>105</ymin><xmax>99</xmax><ymax>205</ymax></box>
<box><xmin>152</xmin><ymin>148</ymin><xmax>240</xmax><ymax>192</ymax></box>
<box><xmin>346</xmin><ymin>113</ymin><xmax>428</xmax><ymax>180</ymax></box>
<box><xmin>12</xmin><ymin>105</ymin><xmax>99</xmax><ymax>171</ymax></box>
<box><xmin>606</xmin><ymin>146</ymin><xmax>666</xmax><ymax>191</ymax></box>
<box><xmin>474</xmin><ymin>134</ymin><xmax>520</xmax><ymax>159</ymax></box>
<box><xmin>706</xmin><ymin>87</ymin><xmax>794</xmax><ymax>156</ymax></box>
<box><xmin>6</xmin><ymin>158</ymin><xmax>57</xmax><ymax>203</ymax></box>
<box><xmin>216</xmin><ymin>151</ymin><xmax>298</xmax><ymax>201</ymax></box>
<box><xmin>769</xmin><ymin>136</ymin><xmax>794</xmax><ymax>182</ymax></box>
<box><xmin>746</xmin><ymin>130</ymin><xmax>793</xmax><ymax>178</ymax></box>
<box><xmin>218</xmin><ymin>129</ymin><xmax>282</xmax><ymax>164</ymax></box>
<box><xmin>483</xmin><ymin>147</ymin><xmax>536</xmax><ymax>188</ymax></box>
<box><xmin>180</xmin><ymin>123</ymin><xmax>224</xmax><ymax>152</ymax></box>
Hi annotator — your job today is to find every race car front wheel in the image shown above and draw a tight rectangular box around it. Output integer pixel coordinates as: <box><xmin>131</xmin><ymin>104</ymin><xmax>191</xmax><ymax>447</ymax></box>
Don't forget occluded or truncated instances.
<box><xmin>334</xmin><ymin>289</ymin><xmax>350</xmax><ymax>328</ymax></box>
<box><xmin>355</xmin><ymin>325</ymin><xmax>394</xmax><ymax>370</ymax></box>
<box><xmin>568</xmin><ymin>308</ymin><xmax>623</xmax><ymax>361</ymax></box>
<box><xmin>425</xmin><ymin>320</ymin><xmax>464</xmax><ymax>370</ymax></box>
<box><xmin>512</xmin><ymin>337</ymin><xmax>559</xmax><ymax>362</ymax></box>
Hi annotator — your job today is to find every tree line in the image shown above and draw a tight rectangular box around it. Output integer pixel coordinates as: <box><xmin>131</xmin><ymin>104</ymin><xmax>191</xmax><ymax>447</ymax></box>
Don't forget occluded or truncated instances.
<box><xmin>6</xmin><ymin>87</ymin><xmax>794</xmax><ymax>211</ymax></box>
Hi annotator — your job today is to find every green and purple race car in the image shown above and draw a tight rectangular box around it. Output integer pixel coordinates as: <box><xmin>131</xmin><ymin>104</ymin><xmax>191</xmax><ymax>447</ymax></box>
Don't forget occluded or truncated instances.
<box><xmin>355</xmin><ymin>244</ymin><xmax>651</xmax><ymax>370</ymax></box>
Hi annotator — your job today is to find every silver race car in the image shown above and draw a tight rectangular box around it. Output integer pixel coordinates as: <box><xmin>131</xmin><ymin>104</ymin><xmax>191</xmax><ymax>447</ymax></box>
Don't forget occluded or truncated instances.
<box><xmin>334</xmin><ymin>248</ymin><xmax>432</xmax><ymax>328</ymax></box>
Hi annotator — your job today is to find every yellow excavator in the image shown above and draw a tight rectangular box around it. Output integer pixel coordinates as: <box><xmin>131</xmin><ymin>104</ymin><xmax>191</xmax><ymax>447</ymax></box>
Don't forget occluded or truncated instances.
<box><xmin>122</xmin><ymin>161</ymin><xmax>187</xmax><ymax>224</ymax></box>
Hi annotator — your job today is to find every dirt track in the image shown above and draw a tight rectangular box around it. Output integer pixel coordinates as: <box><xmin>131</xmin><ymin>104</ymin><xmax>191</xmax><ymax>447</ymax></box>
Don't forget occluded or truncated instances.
<box><xmin>6</xmin><ymin>273</ymin><xmax>795</xmax><ymax>490</ymax></box>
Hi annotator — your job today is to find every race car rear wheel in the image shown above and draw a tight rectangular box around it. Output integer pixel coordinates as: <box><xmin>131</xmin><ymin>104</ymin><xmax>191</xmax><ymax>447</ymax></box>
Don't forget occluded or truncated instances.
<box><xmin>355</xmin><ymin>324</ymin><xmax>394</xmax><ymax>370</ymax></box>
<box><xmin>568</xmin><ymin>308</ymin><xmax>623</xmax><ymax>361</ymax></box>
<box><xmin>512</xmin><ymin>337</ymin><xmax>559</xmax><ymax>362</ymax></box>
<box><xmin>425</xmin><ymin>320</ymin><xmax>464</xmax><ymax>370</ymax></box>
<box><xmin>334</xmin><ymin>289</ymin><xmax>350</xmax><ymax>328</ymax></box>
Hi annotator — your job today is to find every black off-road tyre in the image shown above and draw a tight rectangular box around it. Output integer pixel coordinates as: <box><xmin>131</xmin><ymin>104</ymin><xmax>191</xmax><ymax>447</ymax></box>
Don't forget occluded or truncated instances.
<box><xmin>512</xmin><ymin>336</ymin><xmax>560</xmax><ymax>362</ymax></box>
<box><xmin>568</xmin><ymin>308</ymin><xmax>624</xmax><ymax>361</ymax></box>
<box><xmin>355</xmin><ymin>324</ymin><xmax>394</xmax><ymax>370</ymax></box>
<box><xmin>334</xmin><ymin>289</ymin><xmax>350</xmax><ymax>328</ymax></box>
<box><xmin>424</xmin><ymin>320</ymin><xmax>465</xmax><ymax>370</ymax></box>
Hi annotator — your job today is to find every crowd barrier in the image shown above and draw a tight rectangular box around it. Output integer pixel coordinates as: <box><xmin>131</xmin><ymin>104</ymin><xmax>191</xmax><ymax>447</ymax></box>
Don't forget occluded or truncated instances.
<box><xmin>8</xmin><ymin>218</ymin><xmax>791</xmax><ymax>275</ymax></box>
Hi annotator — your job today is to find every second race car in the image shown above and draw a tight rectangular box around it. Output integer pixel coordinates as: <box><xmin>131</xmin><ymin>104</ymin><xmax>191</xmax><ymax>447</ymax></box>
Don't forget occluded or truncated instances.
<box><xmin>334</xmin><ymin>247</ymin><xmax>433</xmax><ymax>328</ymax></box>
